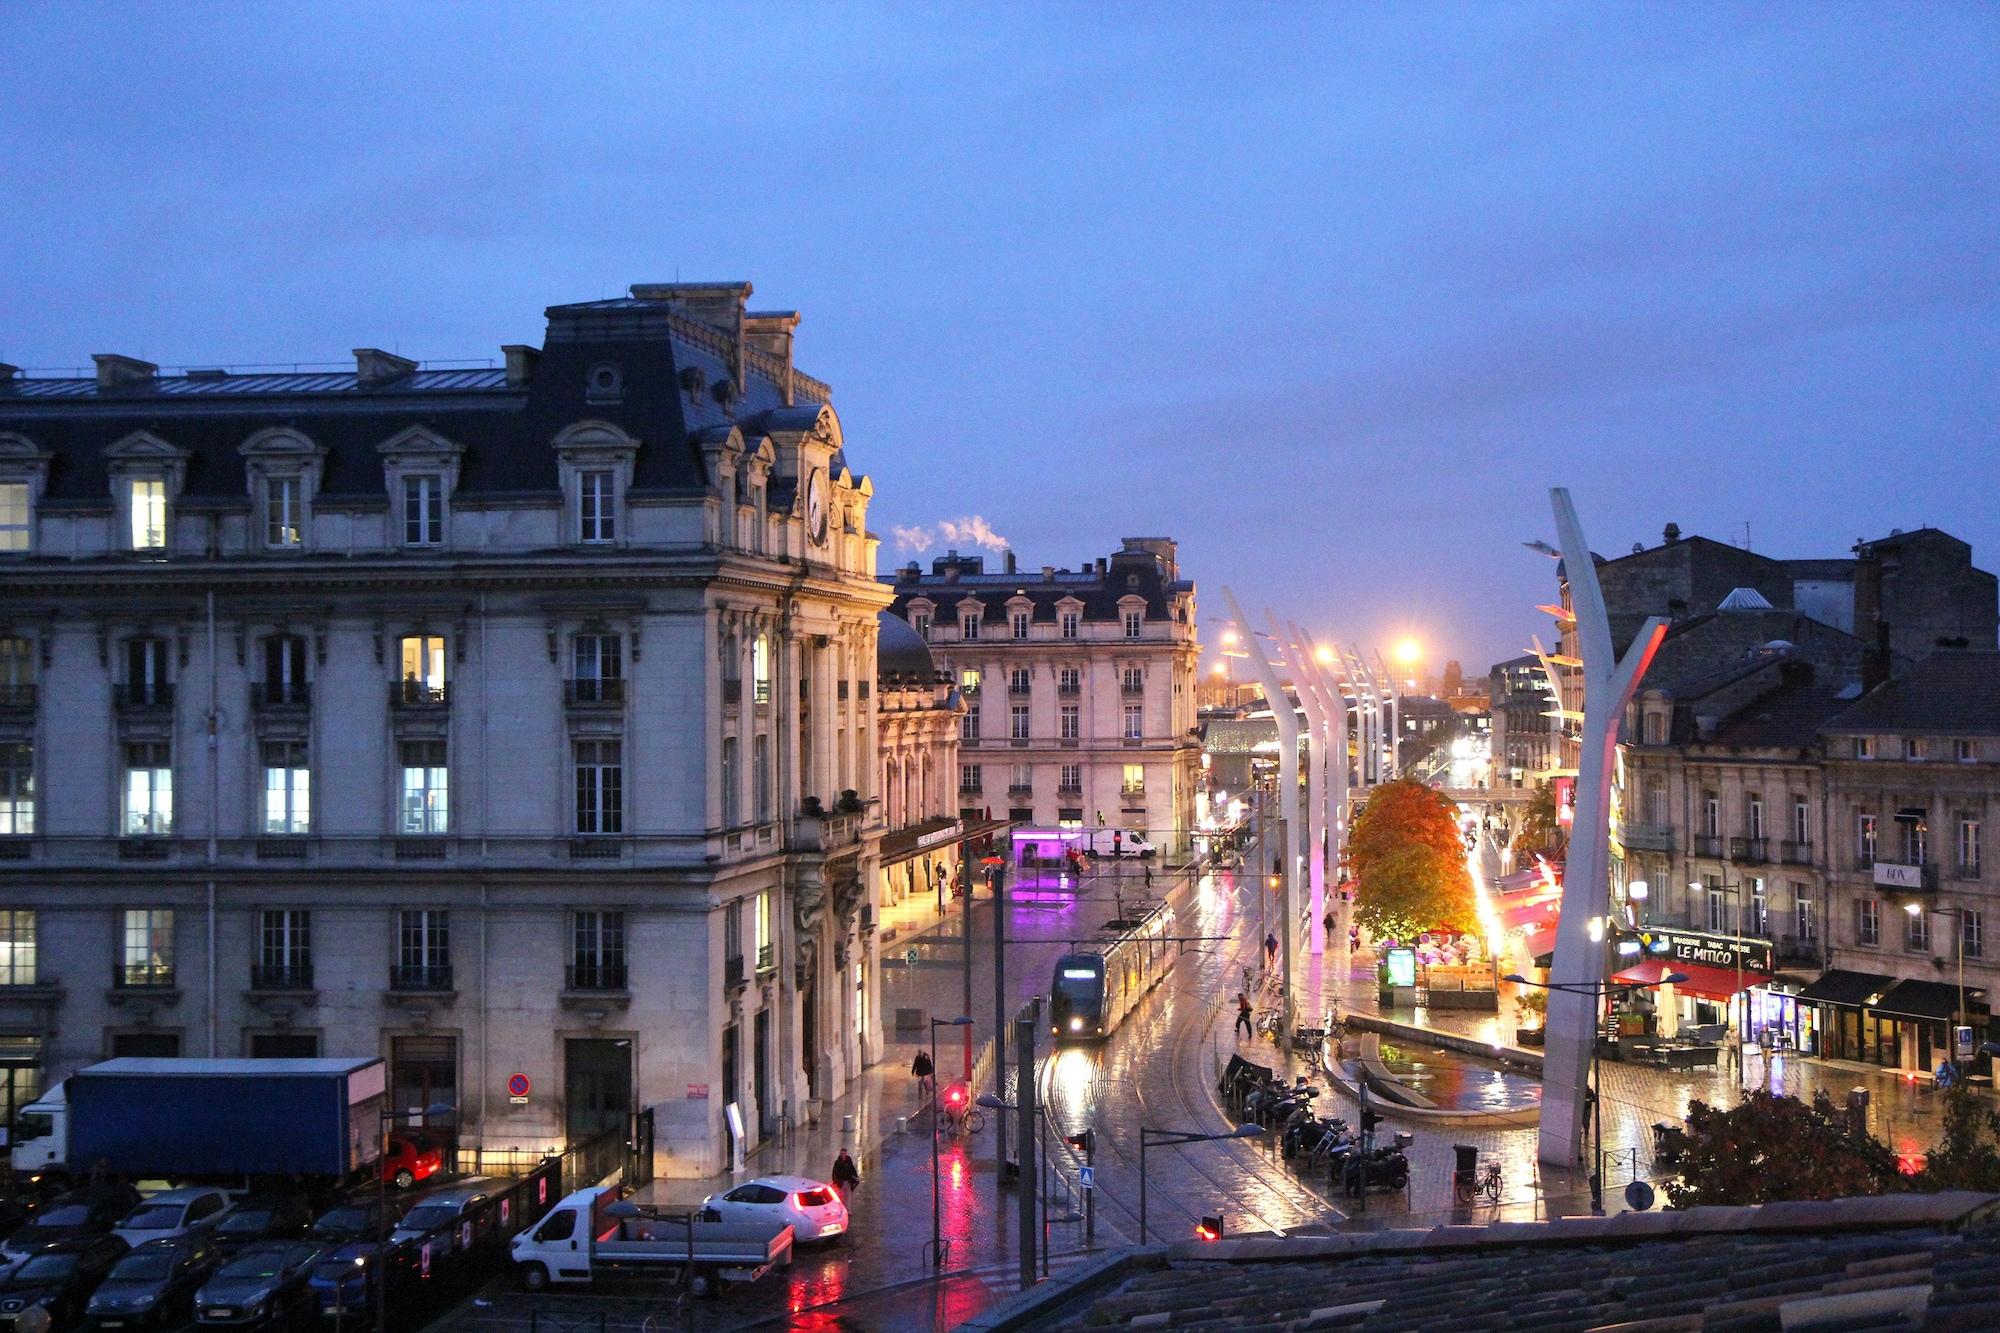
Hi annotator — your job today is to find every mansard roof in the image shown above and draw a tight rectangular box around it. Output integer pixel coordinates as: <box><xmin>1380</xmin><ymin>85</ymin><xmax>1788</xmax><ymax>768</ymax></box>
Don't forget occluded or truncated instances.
<box><xmin>0</xmin><ymin>287</ymin><xmax>834</xmax><ymax>509</ymax></box>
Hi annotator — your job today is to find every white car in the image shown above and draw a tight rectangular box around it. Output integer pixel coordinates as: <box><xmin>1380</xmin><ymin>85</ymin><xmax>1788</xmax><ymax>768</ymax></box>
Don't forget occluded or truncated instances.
<box><xmin>700</xmin><ymin>1175</ymin><xmax>848</xmax><ymax>1242</ymax></box>
<box><xmin>113</xmin><ymin>1187</ymin><xmax>233</xmax><ymax>1248</ymax></box>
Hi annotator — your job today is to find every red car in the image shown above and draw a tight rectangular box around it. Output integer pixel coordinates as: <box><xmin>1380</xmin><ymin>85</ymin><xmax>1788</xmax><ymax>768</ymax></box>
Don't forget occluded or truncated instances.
<box><xmin>380</xmin><ymin>1137</ymin><xmax>443</xmax><ymax>1189</ymax></box>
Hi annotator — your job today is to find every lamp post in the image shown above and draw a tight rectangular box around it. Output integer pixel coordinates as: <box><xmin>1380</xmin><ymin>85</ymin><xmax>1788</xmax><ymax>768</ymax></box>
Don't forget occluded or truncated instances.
<box><xmin>1505</xmin><ymin>972</ymin><xmax>1684</xmax><ymax>1214</ymax></box>
<box><xmin>1689</xmin><ymin>880</ymin><xmax>1750</xmax><ymax>1089</ymax></box>
<box><xmin>1905</xmin><ymin>902</ymin><xmax>1969</xmax><ymax>1068</ymax></box>
<box><xmin>927</xmin><ymin>1015</ymin><xmax>972</xmax><ymax>1270</ymax></box>
<box><xmin>1137</xmin><ymin>1123</ymin><xmax>1262</xmax><ymax>1242</ymax></box>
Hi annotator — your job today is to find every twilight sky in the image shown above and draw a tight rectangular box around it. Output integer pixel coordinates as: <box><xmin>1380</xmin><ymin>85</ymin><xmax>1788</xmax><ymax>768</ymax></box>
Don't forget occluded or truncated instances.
<box><xmin>2</xmin><ymin>5</ymin><xmax>1994</xmax><ymax>674</ymax></box>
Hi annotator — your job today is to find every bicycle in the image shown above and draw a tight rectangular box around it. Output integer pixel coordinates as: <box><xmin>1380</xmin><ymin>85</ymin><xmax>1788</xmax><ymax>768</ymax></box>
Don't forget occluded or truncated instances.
<box><xmin>940</xmin><ymin>1105</ymin><xmax>987</xmax><ymax>1139</ymax></box>
<box><xmin>1453</xmin><ymin>1159</ymin><xmax>1502</xmax><ymax>1204</ymax></box>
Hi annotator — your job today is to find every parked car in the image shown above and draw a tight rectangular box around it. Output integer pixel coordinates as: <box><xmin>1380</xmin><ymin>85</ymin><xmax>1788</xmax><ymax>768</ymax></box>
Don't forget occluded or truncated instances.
<box><xmin>111</xmin><ymin>1190</ymin><xmax>231</xmax><ymax>1250</ymax></box>
<box><xmin>192</xmin><ymin>1242</ymin><xmax>321</xmax><ymax>1328</ymax></box>
<box><xmin>0</xmin><ymin>1235</ymin><xmax>128</xmax><ymax>1333</ymax></box>
<box><xmin>2</xmin><ymin>1189</ymin><xmax>142</xmax><ymax>1271</ymax></box>
<box><xmin>84</xmin><ymin>1234</ymin><xmax>221</xmax><ymax>1330</ymax></box>
<box><xmin>304</xmin><ymin>1244</ymin><xmax>375</xmax><ymax>1323</ymax></box>
<box><xmin>388</xmin><ymin>1185</ymin><xmax>490</xmax><ymax>1247</ymax></box>
<box><xmin>308</xmin><ymin>1200</ymin><xmax>402</xmax><ymax>1246</ymax></box>
<box><xmin>379</xmin><ymin>1139</ymin><xmax>442</xmax><ymax>1191</ymax></box>
<box><xmin>207</xmin><ymin>1199</ymin><xmax>311</xmax><ymax>1255</ymax></box>
<box><xmin>700</xmin><ymin>1175</ymin><xmax>848</xmax><ymax>1243</ymax></box>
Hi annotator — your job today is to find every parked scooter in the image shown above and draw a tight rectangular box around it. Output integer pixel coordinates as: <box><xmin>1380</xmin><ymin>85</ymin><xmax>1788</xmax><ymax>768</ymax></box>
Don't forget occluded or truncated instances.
<box><xmin>1340</xmin><ymin>1131</ymin><xmax>1414</xmax><ymax>1196</ymax></box>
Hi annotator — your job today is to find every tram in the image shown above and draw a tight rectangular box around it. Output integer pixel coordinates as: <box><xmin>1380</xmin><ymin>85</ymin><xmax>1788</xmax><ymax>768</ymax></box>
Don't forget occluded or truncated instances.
<box><xmin>1048</xmin><ymin>899</ymin><xmax>1176</xmax><ymax>1042</ymax></box>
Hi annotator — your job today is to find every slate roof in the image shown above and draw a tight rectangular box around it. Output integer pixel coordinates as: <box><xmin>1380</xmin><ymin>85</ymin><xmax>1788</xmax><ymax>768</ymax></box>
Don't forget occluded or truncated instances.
<box><xmin>886</xmin><ymin>555</ymin><xmax>1192</xmax><ymax>626</ymax></box>
<box><xmin>876</xmin><ymin>610</ymin><xmax>939</xmax><ymax>681</ymax></box>
<box><xmin>0</xmin><ymin>288</ymin><xmax>831</xmax><ymax>507</ymax></box>
<box><xmin>1821</xmin><ymin>651</ymin><xmax>2000</xmax><ymax>736</ymax></box>
<box><xmin>1033</xmin><ymin>1193</ymin><xmax>2000</xmax><ymax>1332</ymax></box>
<box><xmin>1644</xmin><ymin>610</ymin><xmax>1871</xmax><ymax>695</ymax></box>
<box><xmin>1703</xmin><ymin>677</ymin><xmax>1851</xmax><ymax>749</ymax></box>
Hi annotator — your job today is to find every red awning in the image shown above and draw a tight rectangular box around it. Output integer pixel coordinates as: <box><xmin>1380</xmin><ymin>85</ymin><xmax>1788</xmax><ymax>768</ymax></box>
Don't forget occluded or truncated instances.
<box><xmin>1496</xmin><ymin>893</ymin><xmax>1562</xmax><ymax>932</ymax></box>
<box><xmin>1613</xmin><ymin>958</ymin><xmax>1771</xmax><ymax>1000</ymax></box>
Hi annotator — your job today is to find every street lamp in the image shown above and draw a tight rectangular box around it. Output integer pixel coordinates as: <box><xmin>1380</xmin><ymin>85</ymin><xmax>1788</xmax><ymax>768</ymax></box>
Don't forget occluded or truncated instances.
<box><xmin>1505</xmin><ymin>973</ymin><xmax>1685</xmax><ymax>1214</ymax></box>
<box><xmin>1625</xmin><ymin>879</ymin><xmax>1648</xmax><ymax>927</ymax></box>
<box><xmin>1689</xmin><ymin>880</ymin><xmax>1751</xmax><ymax>1089</ymax></box>
<box><xmin>927</xmin><ymin>1015</ymin><xmax>973</xmax><ymax>1270</ymax></box>
<box><xmin>1137</xmin><ymin>1123</ymin><xmax>1262</xmax><ymax>1242</ymax></box>
<box><xmin>1906</xmin><ymin>902</ymin><xmax>1969</xmax><ymax>1067</ymax></box>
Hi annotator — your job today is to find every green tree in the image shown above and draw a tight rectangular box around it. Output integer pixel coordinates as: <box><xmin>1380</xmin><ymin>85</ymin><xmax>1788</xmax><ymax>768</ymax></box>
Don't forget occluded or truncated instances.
<box><xmin>1655</xmin><ymin>1091</ymin><xmax>1906</xmax><ymax>1207</ymax></box>
<box><xmin>1918</xmin><ymin>1083</ymin><xmax>2000</xmax><ymax>1191</ymax></box>
<box><xmin>1517</xmin><ymin>780</ymin><xmax>1567</xmax><ymax>859</ymax></box>
<box><xmin>1348</xmin><ymin>778</ymin><xmax>1475</xmax><ymax>938</ymax></box>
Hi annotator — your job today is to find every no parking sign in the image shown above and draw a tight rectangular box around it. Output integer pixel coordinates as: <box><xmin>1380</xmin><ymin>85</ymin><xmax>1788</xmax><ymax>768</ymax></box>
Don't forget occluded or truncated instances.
<box><xmin>508</xmin><ymin>1072</ymin><xmax>531</xmax><ymax>1104</ymax></box>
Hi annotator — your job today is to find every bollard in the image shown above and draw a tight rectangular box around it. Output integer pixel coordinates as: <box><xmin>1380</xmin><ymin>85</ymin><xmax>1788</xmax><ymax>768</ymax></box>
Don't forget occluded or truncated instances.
<box><xmin>842</xmin><ymin>1114</ymin><xmax>856</xmax><ymax>1136</ymax></box>
<box><xmin>896</xmin><ymin>1115</ymin><xmax>908</xmax><ymax>1135</ymax></box>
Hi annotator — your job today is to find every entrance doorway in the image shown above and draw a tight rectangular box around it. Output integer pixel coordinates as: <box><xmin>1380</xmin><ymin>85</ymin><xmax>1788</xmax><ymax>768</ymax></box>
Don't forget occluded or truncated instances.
<box><xmin>391</xmin><ymin>1035</ymin><xmax>458</xmax><ymax>1118</ymax></box>
<box><xmin>754</xmin><ymin>1009</ymin><xmax>771</xmax><ymax>1135</ymax></box>
<box><xmin>564</xmin><ymin>1038</ymin><xmax>632</xmax><ymax>1143</ymax></box>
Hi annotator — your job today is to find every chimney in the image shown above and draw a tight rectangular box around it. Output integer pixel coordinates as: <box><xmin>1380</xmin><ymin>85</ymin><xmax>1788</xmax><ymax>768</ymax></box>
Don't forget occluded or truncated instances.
<box><xmin>743</xmin><ymin>310</ymin><xmax>799</xmax><ymax>406</ymax></box>
<box><xmin>1853</xmin><ymin>542</ymin><xmax>1883</xmax><ymax>647</ymax></box>
<box><xmin>1004</xmin><ymin>550</ymin><xmax>1017</xmax><ymax>575</ymax></box>
<box><xmin>1042</xmin><ymin>566</ymin><xmax>1055</xmax><ymax>582</ymax></box>
<box><xmin>1862</xmin><ymin>620</ymin><xmax>1893</xmax><ymax>693</ymax></box>
<box><xmin>1663</xmin><ymin>522</ymin><xmax>1682</xmax><ymax>545</ymax></box>
<box><xmin>93</xmin><ymin>354</ymin><xmax>157</xmax><ymax>390</ymax></box>
<box><xmin>630</xmin><ymin>282</ymin><xmax>751</xmax><ymax>388</ymax></box>
<box><xmin>353</xmin><ymin>348</ymin><xmax>417</xmax><ymax>387</ymax></box>
<box><xmin>1096</xmin><ymin>558</ymin><xmax>1107</xmax><ymax>575</ymax></box>
<box><xmin>502</xmin><ymin>344</ymin><xmax>539</xmax><ymax>386</ymax></box>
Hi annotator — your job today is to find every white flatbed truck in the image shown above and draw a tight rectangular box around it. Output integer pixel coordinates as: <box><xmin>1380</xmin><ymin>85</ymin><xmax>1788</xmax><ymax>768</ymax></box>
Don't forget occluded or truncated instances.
<box><xmin>509</xmin><ymin>1185</ymin><xmax>792</xmax><ymax>1297</ymax></box>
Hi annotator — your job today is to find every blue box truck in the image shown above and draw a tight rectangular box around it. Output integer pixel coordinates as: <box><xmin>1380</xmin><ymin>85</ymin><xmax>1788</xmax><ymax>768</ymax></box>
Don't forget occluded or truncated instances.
<box><xmin>12</xmin><ymin>1058</ymin><xmax>387</xmax><ymax>1189</ymax></box>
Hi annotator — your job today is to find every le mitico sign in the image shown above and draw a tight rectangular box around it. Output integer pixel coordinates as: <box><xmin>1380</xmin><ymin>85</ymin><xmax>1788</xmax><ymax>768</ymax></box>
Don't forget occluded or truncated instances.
<box><xmin>1635</xmin><ymin>927</ymin><xmax>1774</xmax><ymax>978</ymax></box>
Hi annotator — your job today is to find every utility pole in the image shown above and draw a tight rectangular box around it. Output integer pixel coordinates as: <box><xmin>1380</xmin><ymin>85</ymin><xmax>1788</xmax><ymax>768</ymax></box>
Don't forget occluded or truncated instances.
<box><xmin>1277</xmin><ymin>817</ymin><xmax>1293</xmax><ymax>1058</ymax></box>
<box><xmin>1015</xmin><ymin>1005</ymin><xmax>1038</xmax><ymax>1291</ymax></box>
<box><xmin>960</xmin><ymin>853</ymin><xmax>975</xmax><ymax>1082</ymax></box>
<box><xmin>993</xmin><ymin>861</ymin><xmax>1009</xmax><ymax>1186</ymax></box>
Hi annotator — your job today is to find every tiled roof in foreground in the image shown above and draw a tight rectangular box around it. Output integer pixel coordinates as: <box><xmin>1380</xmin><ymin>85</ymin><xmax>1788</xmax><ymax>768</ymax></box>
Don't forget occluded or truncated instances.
<box><xmin>968</xmin><ymin>1192</ymin><xmax>2000</xmax><ymax>1332</ymax></box>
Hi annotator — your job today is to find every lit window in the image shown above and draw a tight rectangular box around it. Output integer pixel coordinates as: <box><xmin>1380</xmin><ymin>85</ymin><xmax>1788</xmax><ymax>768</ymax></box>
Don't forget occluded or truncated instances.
<box><xmin>400</xmin><ymin>741</ymin><xmax>448</xmax><ymax>834</ymax></box>
<box><xmin>123</xmin><ymin>743</ymin><xmax>172</xmax><ymax>836</ymax></box>
<box><xmin>0</xmin><ymin>483</ymin><xmax>28</xmax><ymax>552</ymax></box>
<box><xmin>120</xmin><ymin>909</ymin><xmax>174</xmax><ymax>987</ymax></box>
<box><xmin>0</xmin><ymin>744</ymin><xmax>32</xmax><ymax>836</ymax></box>
<box><xmin>1122</xmin><ymin>764</ymin><xmax>1145</xmax><ymax>796</ymax></box>
<box><xmin>129</xmin><ymin>479</ymin><xmax>167</xmax><ymax>550</ymax></box>
<box><xmin>398</xmin><ymin>636</ymin><xmax>447</xmax><ymax>702</ymax></box>
<box><xmin>752</xmin><ymin>636</ymin><xmax>771</xmax><ymax>705</ymax></box>
<box><xmin>265</xmin><ymin>477</ymin><xmax>302</xmax><ymax>547</ymax></box>
<box><xmin>261</xmin><ymin>741</ymin><xmax>311</xmax><ymax>834</ymax></box>
<box><xmin>0</xmin><ymin>910</ymin><xmax>35</xmax><ymax>985</ymax></box>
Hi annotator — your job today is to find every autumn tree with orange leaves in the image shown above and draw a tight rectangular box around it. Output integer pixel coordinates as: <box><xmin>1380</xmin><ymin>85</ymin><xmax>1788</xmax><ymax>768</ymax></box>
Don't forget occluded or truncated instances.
<box><xmin>1347</xmin><ymin>779</ymin><xmax>1476</xmax><ymax>940</ymax></box>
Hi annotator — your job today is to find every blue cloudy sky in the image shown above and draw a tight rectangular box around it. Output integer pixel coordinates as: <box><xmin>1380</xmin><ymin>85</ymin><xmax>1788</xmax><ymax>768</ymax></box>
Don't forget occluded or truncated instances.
<box><xmin>2</xmin><ymin>4</ymin><xmax>1993</xmax><ymax>672</ymax></box>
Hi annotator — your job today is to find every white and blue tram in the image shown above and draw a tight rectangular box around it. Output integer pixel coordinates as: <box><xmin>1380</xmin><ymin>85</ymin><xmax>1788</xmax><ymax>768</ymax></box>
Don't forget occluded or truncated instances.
<box><xmin>1048</xmin><ymin>900</ymin><xmax>1177</xmax><ymax>1042</ymax></box>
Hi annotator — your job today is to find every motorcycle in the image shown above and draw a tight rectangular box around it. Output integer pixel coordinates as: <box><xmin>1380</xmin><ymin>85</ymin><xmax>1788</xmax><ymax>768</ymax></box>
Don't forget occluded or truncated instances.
<box><xmin>1340</xmin><ymin>1132</ymin><xmax>1414</xmax><ymax>1196</ymax></box>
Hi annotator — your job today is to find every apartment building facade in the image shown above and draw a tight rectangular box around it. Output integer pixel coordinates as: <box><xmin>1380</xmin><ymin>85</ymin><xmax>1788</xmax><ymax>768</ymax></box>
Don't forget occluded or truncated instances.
<box><xmin>885</xmin><ymin>540</ymin><xmax>1200</xmax><ymax>857</ymax></box>
<box><xmin>0</xmin><ymin>282</ymin><xmax>893</xmax><ymax>1175</ymax></box>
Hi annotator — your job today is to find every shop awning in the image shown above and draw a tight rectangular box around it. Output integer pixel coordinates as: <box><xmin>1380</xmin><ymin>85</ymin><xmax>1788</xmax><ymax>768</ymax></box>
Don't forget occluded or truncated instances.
<box><xmin>1872</xmin><ymin>978</ymin><xmax>1984</xmax><ymax>1023</ymax></box>
<box><xmin>1613</xmin><ymin>958</ymin><xmax>1769</xmax><ymax>1000</ymax></box>
<box><xmin>1797</xmin><ymin>969</ymin><xmax>1895</xmax><ymax>1007</ymax></box>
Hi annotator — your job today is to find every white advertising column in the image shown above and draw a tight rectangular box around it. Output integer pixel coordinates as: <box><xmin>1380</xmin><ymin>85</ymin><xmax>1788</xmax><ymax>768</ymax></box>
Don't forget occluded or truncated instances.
<box><xmin>1225</xmin><ymin>588</ymin><xmax>1300</xmax><ymax>983</ymax></box>
<box><xmin>1537</xmin><ymin>488</ymin><xmax>1668</xmax><ymax>1170</ymax></box>
<box><xmin>1298</xmin><ymin>627</ymin><xmax>1350</xmax><ymax>968</ymax></box>
<box><xmin>1270</xmin><ymin>617</ymin><xmax>1326</xmax><ymax>956</ymax></box>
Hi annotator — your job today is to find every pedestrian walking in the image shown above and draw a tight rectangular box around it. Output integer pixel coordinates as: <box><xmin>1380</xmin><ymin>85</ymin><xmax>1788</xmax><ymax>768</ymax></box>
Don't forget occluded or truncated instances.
<box><xmin>911</xmin><ymin>1047</ymin><xmax>935</xmax><ymax>1102</ymax></box>
<box><xmin>830</xmin><ymin>1148</ymin><xmax>861</xmax><ymax>1199</ymax></box>
<box><xmin>1264</xmin><ymin>932</ymin><xmax>1278</xmax><ymax>969</ymax></box>
<box><xmin>1143</xmin><ymin>865</ymin><xmax>1153</xmax><ymax>890</ymax></box>
<box><xmin>1234</xmin><ymin>991</ymin><xmax>1254</xmax><ymax>1039</ymax></box>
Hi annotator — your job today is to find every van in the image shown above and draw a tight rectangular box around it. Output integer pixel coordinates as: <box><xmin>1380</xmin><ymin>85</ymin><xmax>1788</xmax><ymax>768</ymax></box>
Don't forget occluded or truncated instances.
<box><xmin>1084</xmin><ymin>829</ymin><xmax>1156</xmax><ymax>859</ymax></box>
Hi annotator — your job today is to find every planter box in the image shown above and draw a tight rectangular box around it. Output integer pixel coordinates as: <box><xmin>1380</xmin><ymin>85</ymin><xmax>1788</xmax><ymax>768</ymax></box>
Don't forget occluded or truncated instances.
<box><xmin>1516</xmin><ymin>1026</ymin><xmax>1546</xmax><ymax>1047</ymax></box>
<box><xmin>1426</xmin><ymin>989</ymin><xmax>1499</xmax><ymax>1011</ymax></box>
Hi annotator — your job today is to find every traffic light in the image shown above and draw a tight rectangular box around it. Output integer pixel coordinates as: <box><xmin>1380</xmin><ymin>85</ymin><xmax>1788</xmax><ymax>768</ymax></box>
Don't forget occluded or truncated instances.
<box><xmin>1063</xmin><ymin>1129</ymin><xmax>1095</xmax><ymax>1155</ymax></box>
<box><xmin>1361</xmin><ymin>1108</ymin><xmax>1382</xmax><ymax>1133</ymax></box>
<box><xmin>1195</xmin><ymin>1214</ymin><xmax>1224</xmax><ymax>1241</ymax></box>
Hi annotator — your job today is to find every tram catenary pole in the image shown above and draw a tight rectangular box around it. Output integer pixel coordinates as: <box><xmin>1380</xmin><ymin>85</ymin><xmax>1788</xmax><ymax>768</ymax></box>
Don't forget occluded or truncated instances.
<box><xmin>993</xmin><ymin>859</ymin><xmax>1009</xmax><ymax>1187</ymax></box>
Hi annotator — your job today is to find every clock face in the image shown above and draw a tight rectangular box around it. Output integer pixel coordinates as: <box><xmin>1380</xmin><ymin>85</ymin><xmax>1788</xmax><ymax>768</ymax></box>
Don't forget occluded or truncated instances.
<box><xmin>806</xmin><ymin>469</ymin><xmax>830</xmax><ymax>545</ymax></box>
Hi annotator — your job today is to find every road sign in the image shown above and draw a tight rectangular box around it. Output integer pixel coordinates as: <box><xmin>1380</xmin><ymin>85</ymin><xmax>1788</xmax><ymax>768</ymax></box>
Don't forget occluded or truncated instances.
<box><xmin>905</xmin><ymin>947</ymin><xmax>920</xmax><ymax>967</ymax></box>
<box><xmin>1079</xmin><ymin>1165</ymin><xmax>1095</xmax><ymax>1190</ymax></box>
<box><xmin>506</xmin><ymin>1072</ymin><xmax>531</xmax><ymax>1103</ymax></box>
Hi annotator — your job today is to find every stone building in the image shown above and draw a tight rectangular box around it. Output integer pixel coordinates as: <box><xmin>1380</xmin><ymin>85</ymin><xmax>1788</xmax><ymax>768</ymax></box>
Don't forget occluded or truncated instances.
<box><xmin>885</xmin><ymin>540</ymin><xmax>1200</xmax><ymax>857</ymax></box>
<box><xmin>1489</xmin><ymin>654</ymin><xmax>1556</xmax><ymax>788</ymax></box>
<box><xmin>0</xmin><ymin>282</ymin><xmax>894</xmax><ymax>1174</ymax></box>
<box><xmin>874</xmin><ymin>610</ymin><xmax>966</xmax><ymax>915</ymax></box>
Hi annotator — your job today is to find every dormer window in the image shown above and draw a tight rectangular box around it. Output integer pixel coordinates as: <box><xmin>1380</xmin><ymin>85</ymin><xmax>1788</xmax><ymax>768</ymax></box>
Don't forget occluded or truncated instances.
<box><xmin>1061</xmin><ymin>611</ymin><xmax>1079</xmax><ymax>640</ymax></box>
<box><xmin>579</xmin><ymin>470</ymin><xmax>616</xmax><ymax>543</ymax></box>
<box><xmin>1011</xmin><ymin>611</ymin><xmax>1030</xmax><ymax>639</ymax></box>
<box><xmin>130</xmin><ymin>479</ymin><xmax>167</xmax><ymax>550</ymax></box>
<box><xmin>961</xmin><ymin>613</ymin><xmax>981</xmax><ymax>640</ymax></box>
<box><xmin>265</xmin><ymin>477</ymin><xmax>303</xmax><ymax>547</ymax></box>
<box><xmin>913</xmin><ymin>613</ymin><xmax>932</xmax><ymax>640</ymax></box>
<box><xmin>1124</xmin><ymin>610</ymin><xmax>1143</xmax><ymax>639</ymax></box>
<box><xmin>404</xmin><ymin>476</ymin><xmax>443</xmax><ymax>546</ymax></box>
<box><xmin>0</xmin><ymin>484</ymin><xmax>28</xmax><ymax>553</ymax></box>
